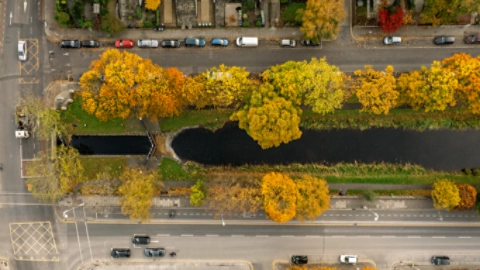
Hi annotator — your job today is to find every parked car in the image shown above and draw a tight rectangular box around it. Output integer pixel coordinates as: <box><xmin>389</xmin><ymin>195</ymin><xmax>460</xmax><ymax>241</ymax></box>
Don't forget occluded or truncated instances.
<box><xmin>464</xmin><ymin>35</ymin><xmax>480</xmax><ymax>44</ymax></box>
<box><xmin>81</xmin><ymin>40</ymin><xmax>100</xmax><ymax>48</ymax></box>
<box><xmin>280</xmin><ymin>39</ymin><xmax>296</xmax><ymax>47</ymax></box>
<box><xmin>383</xmin><ymin>36</ymin><xmax>401</xmax><ymax>45</ymax></box>
<box><xmin>18</xmin><ymin>40</ymin><xmax>27</xmax><ymax>61</ymax></box>
<box><xmin>185</xmin><ymin>38</ymin><xmax>206</xmax><ymax>47</ymax></box>
<box><xmin>340</xmin><ymin>255</ymin><xmax>358</xmax><ymax>264</ymax></box>
<box><xmin>161</xmin><ymin>40</ymin><xmax>181</xmax><ymax>48</ymax></box>
<box><xmin>132</xmin><ymin>235</ymin><xmax>150</xmax><ymax>245</ymax></box>
<box><xmin>60</xmin><ymin>40</ymin><xmax>81</xmax><ymax>48</ymax></box>
<box><xmin>111</xmin><ymin>248</ymin><xmax>130</xmax><ymax>258</ymax></box>
<box><xmin>211</xmin><ymin>38</ymin><xmax>229</xmax><ymax>46</ymax></box>
<box><xmin>431</xmin><ymin>256</ymin><xmax>450</xmax><ymax>265</ymax></box>
<box><xmin>137</xmin><ymin>39</ymin><xmax>159</xmax><ymax>48</ymax></box>
<box><xmin>144</xmin><ymin>248</ymin><xmax>165</xmax><ymax>257</ymax></box>
<box><xmin>291</xmin><ymin>255</ymin><xmax>308</xmax><ymax>265</ymax></box>
<box><xmin>300</xmin><ymin>39</ymin><xmax>320</xmax><ymax>46</ymax></box>
<box><xmin>115</xmin><ymin>39</ymin><xmax>134</xmax><ymax>48</ymax></box>
<box><xmin>434</xmin><ymin>36</ymin><xmax>455</xmax><ymax>45</ymax></box>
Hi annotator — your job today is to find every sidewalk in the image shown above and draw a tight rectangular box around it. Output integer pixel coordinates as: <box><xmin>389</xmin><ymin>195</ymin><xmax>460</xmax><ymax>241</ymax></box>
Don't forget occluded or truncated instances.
<box><xmin>43</xmin><ymin>0</ymin><xmax>480</xmax><ymax>43</ymax></box>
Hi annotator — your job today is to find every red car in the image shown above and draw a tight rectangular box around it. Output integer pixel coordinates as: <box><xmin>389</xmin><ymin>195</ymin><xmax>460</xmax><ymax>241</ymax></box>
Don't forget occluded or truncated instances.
<box><xmin>115</xmin><ymin>39</ymin><xmax>134</xmax><ymax>48</ymax></box>
<box><xmin>464</xmin><ymin>35</ymin><xmax>480</xmax><ymax>44</ymax></box>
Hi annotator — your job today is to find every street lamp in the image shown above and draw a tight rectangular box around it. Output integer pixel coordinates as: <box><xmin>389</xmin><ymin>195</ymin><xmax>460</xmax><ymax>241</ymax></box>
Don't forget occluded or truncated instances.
<box><xmin>221</xmin><ymin>214</ymin><xmax>225</xmax><ymax>226</ymax></box>
<box><xmin>63</xmin><ymin>203</ymin><xmax>84</xmax><ymax>218</ymax></box>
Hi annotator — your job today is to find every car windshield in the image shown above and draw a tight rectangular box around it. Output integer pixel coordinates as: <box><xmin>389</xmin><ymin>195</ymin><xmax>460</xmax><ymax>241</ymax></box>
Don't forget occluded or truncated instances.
<box><xmin>18</xmin><ymin>50</ymin><xmax>24</xmax><ymax>56</ymax></box>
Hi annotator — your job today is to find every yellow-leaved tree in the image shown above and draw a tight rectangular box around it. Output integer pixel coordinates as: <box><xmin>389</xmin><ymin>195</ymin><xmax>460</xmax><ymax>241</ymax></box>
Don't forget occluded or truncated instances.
<box><xmin>297</xmin><ymin>0</ymin><xmax>346</xmax><ymax>42</ymax></box>
<box><xmin>145</xmin><ymin>0</ymin><xmax>161</xmax><ymax>10</ymax></box>
<box><xmin>79</xmin><ymin>49</ymin><xmax>186</xmax><ymax>121</ymax></box>
<box><xmin>398</xmin><ymin>61</ymin><xmax>457</xmax><ymax>112</ymax></box>
<box><xmin>295</xmin><ymin>175</ymin><xmax>330</xmax><ymax>221</ymax></box>
<box><xmin>431</xmin><ymin>179</ymin><xmax>460</xmax><ymax>211</ymax></box>
<box><xmin>354</xmin><ymin>65</ymin><xmax>398</xmax><ymax>115</ymax></box>
<box><xmin>118</xmin><ymin>167</ymin><xmax>163</xmax><ymax>222</ymax></box>
<box><xmin>442</xmin><ymin>53</ymin><xmax>480</xmax><ymax>114</ymax></box>
<box><xmin>230</xmin><ymin>83</ymin><xmax>302</xmax><ymax>149</ymax></box>
<box><xmin>301</xmin><ymin>57</ymin><xmax>345</xmax><ymax>114</ymax></box>
<box><xmin>198</xmin><ymin>64</ymin><xmax>252</xmax><ymax>108</ymax></box>
<box><xmin>262</xmin><ymin>172</ymin><xmax>297</xmax><ymax>223</ymax></box>
<box><xmin>262</xmin><ymin>60</ymin><xmax>307</xmax><ymax>105</ymax></box>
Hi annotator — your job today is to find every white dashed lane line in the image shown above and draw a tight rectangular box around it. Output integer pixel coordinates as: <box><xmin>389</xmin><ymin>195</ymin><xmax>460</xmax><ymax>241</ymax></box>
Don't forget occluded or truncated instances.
<box><xmin>459</xmin><ymin>236</ymin><xmax>471</xmax><ymax>238</ymax></box>
<box><xmin>256</xmin><ymin>235</ymin><xmax>269</xmax><ymax>237</ymax></box>
<box><xmin>432</xmin><ymin>236</ymin><xmax>446</xmax><ymax>238</ymax></box>
<box><xmin>206</xmin><ymin>235</ymin><xmax>219</xmax><ymax>237</ymax></box>
<box><xmin>181</xmin><ymin>234</ymin><xmax>193</xmax><ymax>237</ymax></box>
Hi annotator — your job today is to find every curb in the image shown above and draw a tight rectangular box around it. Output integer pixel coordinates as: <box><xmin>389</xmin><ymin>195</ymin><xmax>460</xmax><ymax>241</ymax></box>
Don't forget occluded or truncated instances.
<box><xmin>80</xmin><ymin>260</ymin><xmax>254</xmax><ymax>270</ymax></box>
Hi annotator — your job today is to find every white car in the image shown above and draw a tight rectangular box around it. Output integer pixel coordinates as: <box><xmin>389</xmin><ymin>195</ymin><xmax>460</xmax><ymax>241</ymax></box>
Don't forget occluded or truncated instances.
<box><xmin>383</xmin><ymin>36</ymin><xmax>401</xmax><ymax>45</ymax></box>
<box><xmin>340</xmin><ymin>255</ymin><xmax>358</xmax><ymax>264</ymax></box>
<box><xmin>137</xmin><ymin>39</ymin><xmax>159</xmax><ymax>48</ymax></box>
<box><xmin>18</xmin><ymin>40</ymin><xmax>27</xmax><ymax>61</ymax></box>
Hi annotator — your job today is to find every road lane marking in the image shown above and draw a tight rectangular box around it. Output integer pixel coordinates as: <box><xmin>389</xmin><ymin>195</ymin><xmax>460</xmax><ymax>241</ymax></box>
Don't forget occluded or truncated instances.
<box><xmin>206</xmin><ymin>235</ymin><xmax>219</xmax><ymax>237</ymax></box>
<box><xmin>432</xmin><ymin>236</ymin><xmax>445</xmax><ymax>238</ymax></box>
<box><xmin>256</xmin><ymin>235</ymin><xmax>269</xmax><ymax>237</ymax></box>
<box><xmin>407</xmin><ymin>236</ymin><xmax>421</xmax><ymax>238</ymax></box>
<box><xmin>181</xmin><ymin>234</ymin><xmax>193</xmax><ymax>237</ymax></box>
<box><xmin>232</xmin><ymin>235</ymin><xmax>244</xmax><ymax>237</ymax></box>
<box><xmin>459</xmin><ymin>236</ymin><xmax>471</xmax><ymax>238</ymax></box>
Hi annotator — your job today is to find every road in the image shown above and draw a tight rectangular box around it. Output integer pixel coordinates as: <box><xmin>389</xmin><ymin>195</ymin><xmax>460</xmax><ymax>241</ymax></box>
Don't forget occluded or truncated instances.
<box><xmin>65</xmin><ymin>223</ymin><xmax>480</xmax><ymax>270</ymax></box>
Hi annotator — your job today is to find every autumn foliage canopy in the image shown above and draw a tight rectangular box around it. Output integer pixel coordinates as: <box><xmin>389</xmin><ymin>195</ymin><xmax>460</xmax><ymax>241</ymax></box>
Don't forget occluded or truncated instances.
<box><xmin>378</xmin><ymin>6</ymin><xmax>403</xmax><ymax>33</ymax></box>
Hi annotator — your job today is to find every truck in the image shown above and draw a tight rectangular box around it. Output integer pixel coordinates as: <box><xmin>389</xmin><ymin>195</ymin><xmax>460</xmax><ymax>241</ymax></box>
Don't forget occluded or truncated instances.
<box><xmin>340</xmin><ymin>255</ymin><xmax>358</xmax><ymax>264</ymax></box>
<box><xmin>15</xmin><ymin>106</ymin><xmax>30</xmax><ymax>139</ymax></box>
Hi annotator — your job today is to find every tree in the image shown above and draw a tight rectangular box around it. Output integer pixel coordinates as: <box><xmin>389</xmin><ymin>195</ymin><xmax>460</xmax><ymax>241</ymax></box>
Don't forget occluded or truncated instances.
<box><xmin>205</xmin><ymin>178</ymin><xmax>262</xmax><ymax>218</ymax></box>
<box><xmin>100</xmin><ymin>14</ymin><xmax>126</xmax><ymax>35</ymax></box>
<box><xmin>398</xmin><ymin>61</ymin><xmax>457</xmax><ymax>112</ymax></box>
<box><xmin>262</xmin><ymin>61</ymin><xmax>307</xmax><ymax>105</ymax></box>
<box><xmin>230</xmin><ymin>83</ymin><xmax>302</xmax><ymax>149</ymax></box>
<box><xmin>295</xmin><ymin>175</ymin><xmax>330</xmax><ymax>221</ymax></box>
<box><xmin>378</xmin><ymin>6</ymin><xmax>403</xmax><ymax>33</ymax></box>
<box><xmin>431</xmin><ymin>179</ymin><xmax>460</xmax><ymax>210</ymax></box>
<box><xmin>56</xmin><ymin>145</ymin><xmax>85</xmax><ymax>193</ymax></box>
<box><xmin>198</xmin><ymin>64</ymin><xmax>252</xmax><ymax>108</ymax></box>
<box><xmin>297</xmin><ymin>0</ymin><xmax>346</xmax><ymax>42</ymax></box>
<box><xmin>301</xmin><ymin>58</ymin><xmax>345</xmax><ymax>114</ymax></box>
<box><xmin>420</xmin><ymin>0</ymin><xmax>480</xmax><ymax>26</ymax></box>
<box><xmin>354</xmin><ymin>65</ymin><xmax>398</xmax><ymax>115</ymax></box>
<box><xmin>442</xmin><ymin>53</ymin><xmax>480</xmax><ymax>114</ymax></box>
<box><xmin>80</xmin><ymin>49</ymin><xmax>186</xmax><ymax>121</ymax></box>
<box><xmin>55</xmin><ymin>10</ymin><xmax>70</xmax><ymax>27</ymax></box>
<box><xmin>361</xmin><ymin>267</ymin><xmax>377</xmax><ymax>270</ymax></box>
<box><xmin>25</xmin><ymin>151</ymin><xmax>63</xmax><ymax>203</ymax></box>
<box><xmin>20</xmin><ymin>92</ymin><xmax>68</xmax><ymax>141</ymax></box>
<box><xmin>455</xmin><ymin>184</ymin><xmax>477</xmax><ymax>211</ymax></box>
<box><xmin>145</xmin><ymin>0</ymin><xmax>161</xmax><ymax>10</ymax></box>
<box><xmin>261</xmin><ymin>172</ymin><xmax>297</xmax><ymax>223</ymax></box>
<box><xmin>118</xmin><ymin>167</ymin><xmax>162</xmax><ymax>222</ymax></box>
<box><xmin>25</xmin><ymin>146</ymin><xmax>84</xmax><ymax>203</ymax></box>
<box><xmin>190</xmin><ymin>180</ymin><xmax>206</xmax><ymax>207</ymax></box>
<box><xmin>181</xmin><ymin>76</ymin><xmax>207</xmax><ymax>108</ymax></box>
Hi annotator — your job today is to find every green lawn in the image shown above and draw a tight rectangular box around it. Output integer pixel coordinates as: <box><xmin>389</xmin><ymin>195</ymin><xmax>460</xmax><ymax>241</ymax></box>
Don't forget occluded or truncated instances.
<box><xmin>159</xmin><ymin>109</ymin><xmax>234</xmax><ymax>132</ymax></box>
<box><xmin>80</xmin><ymin>157</ymin><xmax>126</xmax><ymax>180</ymax></box>
<box><xmin>60</xmin><ymin>96</ymin><xmax>128</xmax><ymax>135</ymax></box>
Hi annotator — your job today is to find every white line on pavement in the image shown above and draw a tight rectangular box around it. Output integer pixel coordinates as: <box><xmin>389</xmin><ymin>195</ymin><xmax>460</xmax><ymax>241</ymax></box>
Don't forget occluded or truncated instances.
<box><xmin>157</xmin><ymin>234</ymin><xmax>170</xmax><ymax>237</ymax></box>
<box><xmin>206</xmin><ymin>235</ymin><xmax>219</xmax><ymax>237</ymax></box>
<box><xmin>459</xmin><ymin>236</ymin><xmax>471</xmax><ymax>238</ymax></box>
<box><xmin>181</xmin><ymin>234</ymin><xmax>193</xmax><ymax>237</ymax></box>
<box><xmin>232</xmin><ymin>235</ymin><xmax>244</xmax><ymax>237</ymax></box>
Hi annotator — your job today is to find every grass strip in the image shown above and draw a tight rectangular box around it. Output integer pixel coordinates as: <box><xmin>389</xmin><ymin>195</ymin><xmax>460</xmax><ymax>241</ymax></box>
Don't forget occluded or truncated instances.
<box><xmin>159</xmin><ymin>109</ymin><xmax>234</xmax><ymax>133</ymax></box>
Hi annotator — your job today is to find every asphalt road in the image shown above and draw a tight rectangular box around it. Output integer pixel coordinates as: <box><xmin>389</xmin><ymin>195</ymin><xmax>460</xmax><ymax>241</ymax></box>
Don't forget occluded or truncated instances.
<box><xmin>66</xmin><ymin>223</ymin><xmax>480</xmax><ymax>270</ymax></box>
<box><xmin>49</xmin><ymin>42</ymin><xmax>480</xmax><ymax>78</ymax></box>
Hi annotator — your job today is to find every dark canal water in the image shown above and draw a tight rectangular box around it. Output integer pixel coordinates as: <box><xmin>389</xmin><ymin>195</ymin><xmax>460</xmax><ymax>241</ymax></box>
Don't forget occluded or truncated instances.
<box><xmin>171</xmin><ymin>122</ymin><xmax>480</xmax><ymax>172</ymax></box>
<box><xmin>71</xmin><ymin>135</ymin><xmax>151</xmax><ymax>155</ymax></box>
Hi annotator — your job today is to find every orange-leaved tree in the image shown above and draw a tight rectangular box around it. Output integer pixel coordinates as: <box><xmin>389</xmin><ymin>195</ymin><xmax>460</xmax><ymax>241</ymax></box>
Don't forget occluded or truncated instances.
<box><xmin>230</xmin><ymin>83</ymin><xmax>302</xmax><ymax>149</ymax></box>
<box><xmin>455</xmin><ymin>184</ymin><xmax>477</xmax><ymax>211</ymax></box>
<box><xmin>295</xmin><ymin>175</ymin><xmax>330</xmax><ymax>221</ymax></box>
<box><xmin>431</xmin><ymin>179</ymin><xmax>460</xmax><ymax>210</ymax></box>
<box><xmin>354</xmin><ymin>65</ymin><xmax>398</xmax><ymax>115</ymax></box>
<box><xmin>261</xmin><ymin>172</ymin><xmax>297</xmax><ymax>223</ymax></box>
<box><xmin>442</xmin><ymin>53</ymin><xmax>480</xmax><ymax>114</ymax></box>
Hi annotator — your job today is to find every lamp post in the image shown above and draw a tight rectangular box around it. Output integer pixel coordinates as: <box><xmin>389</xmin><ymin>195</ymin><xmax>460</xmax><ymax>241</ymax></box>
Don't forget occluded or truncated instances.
<box><xmin>63</xmin><ymin>203</ymin><xmax>84</xmax><ymax>218</ymax></box>
<box><xmin>221</xmin><ymin>214</ymin><xmax>225</xmax><ymax>226</ymax></box>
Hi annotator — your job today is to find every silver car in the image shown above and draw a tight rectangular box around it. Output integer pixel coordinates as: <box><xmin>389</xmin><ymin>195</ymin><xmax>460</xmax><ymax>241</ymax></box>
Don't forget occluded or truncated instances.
<box><xmin>18</xmin><ymin>40</ymin><xmax>27</xmax><ymax>61</ymax></box>
<box><xmin>384</xmin><ymin>36</ymin><xmax>401</xmax><ymax>45</ymax></box>
<box><xmin>137</xmin><ymin>39</ymin><xmax>159</xmax><ymax>48</ymax></box>
<box><xmin>280</xmin><ymin>39</ymin><xmax>296</xmax><ymax>47</ymax></box>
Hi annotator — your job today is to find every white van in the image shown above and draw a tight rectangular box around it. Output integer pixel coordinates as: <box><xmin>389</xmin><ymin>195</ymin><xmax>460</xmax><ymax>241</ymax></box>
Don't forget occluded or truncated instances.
<box><xmin>236</xmin><ymin>37</ymin><xmax>258</xmax><ymax>47</ymax></box>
